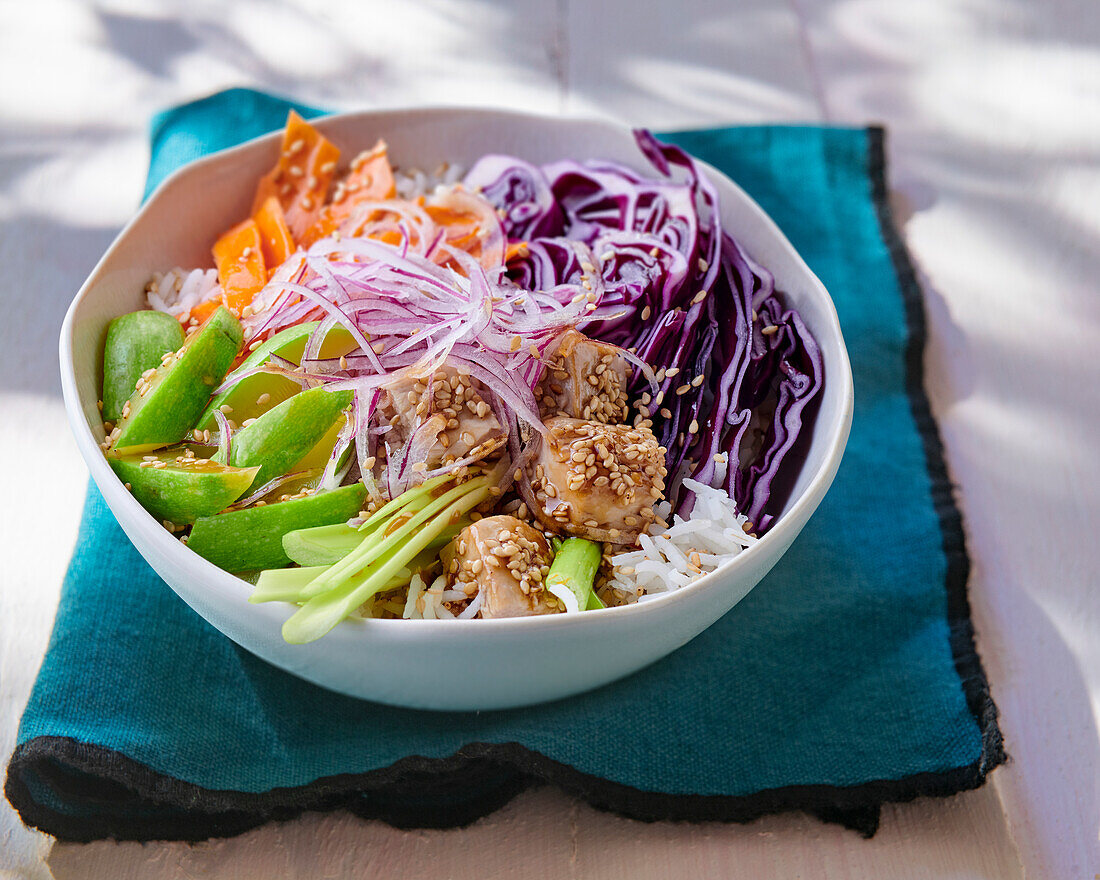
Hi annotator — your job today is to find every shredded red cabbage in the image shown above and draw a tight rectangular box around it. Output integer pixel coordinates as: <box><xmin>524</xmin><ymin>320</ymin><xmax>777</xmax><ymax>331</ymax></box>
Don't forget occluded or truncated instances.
<box><xmin>465</xmin><ymin>130</ymin><xmax>823</xmax><ymax>532</ymax></box>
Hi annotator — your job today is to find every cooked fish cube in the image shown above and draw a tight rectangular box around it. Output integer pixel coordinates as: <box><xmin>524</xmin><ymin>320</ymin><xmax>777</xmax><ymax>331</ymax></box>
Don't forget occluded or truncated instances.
<box><xmin>536</xmin><ymin>329</ymin><xmax>630</xmax><ymax>424</ymax></box>
<box><xmin>442</xmin><ymin>515</ymin><xmax>558</xmax><ymax>618</ymax></box>
<box><xmin>377</xmin><ymin>365</ymin><xmax>506</xmax><ymax>470</ymax></box>
<box><xmin>527</xmin><ymin>416</ymin><xmax>667</xmax><ymax>543</ymax></box>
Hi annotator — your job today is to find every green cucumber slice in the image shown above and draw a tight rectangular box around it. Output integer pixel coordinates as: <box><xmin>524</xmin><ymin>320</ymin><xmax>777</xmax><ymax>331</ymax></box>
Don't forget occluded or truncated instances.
<box><xmin>109</xmin><ymin>448</ymin><xmax>258</xmax><ymax>523</ymax></box>
<box><xmin>101</xmin><ymin>311</ymin><xmax>185</xmax><ymax>422</ymax></box>
<box><xmin>186</xmin><ymin>483</ymin><xmax>367</xmax><ymax>572</ymax></box>
<box><xmin>111</xmin><ymin>306</ymin><xmax>243</xmax><ymax>454</ymax></box>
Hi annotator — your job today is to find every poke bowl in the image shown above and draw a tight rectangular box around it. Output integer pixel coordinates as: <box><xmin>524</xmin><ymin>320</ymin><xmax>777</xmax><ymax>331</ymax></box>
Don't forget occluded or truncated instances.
<box><xmin>59</xmin><ymin>107</ymin><xmax>853</xmax><ymax>711</ymax></box>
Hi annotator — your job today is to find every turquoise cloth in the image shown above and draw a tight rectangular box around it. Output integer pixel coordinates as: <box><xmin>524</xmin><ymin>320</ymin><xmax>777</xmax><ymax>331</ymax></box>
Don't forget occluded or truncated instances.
<box><xmin>7</xmin><ymin>89</ymin><xmax>1003</xmax><ymax>841</ymax></box>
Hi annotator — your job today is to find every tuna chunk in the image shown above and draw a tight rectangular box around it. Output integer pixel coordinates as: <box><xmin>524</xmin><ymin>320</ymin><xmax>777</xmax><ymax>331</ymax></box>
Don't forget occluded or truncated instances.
<box><xmin>526</xmin><ymin>416</ymin><xmax>667</xmax><ymax>544</ymax></box>
<box><xmin>535</xmin><ymin>329</ymin><xmax>631</xmax><ymax>424</ymax></box>
<box><xmin>441</xmin><ymin>515</ymin><xmax>558</xmax><ymax>618</ymax></box>
<box><xmin>377</xmin><ymin>365</ymin><xmax>506</xmax><ymax>472</ymax></box>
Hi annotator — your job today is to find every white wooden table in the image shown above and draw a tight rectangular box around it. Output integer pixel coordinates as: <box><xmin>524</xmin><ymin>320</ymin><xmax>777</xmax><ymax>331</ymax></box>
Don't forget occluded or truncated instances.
<box><xmin>2</xmin><ymin>1</ymin><xmax>1098</xmax><ymax>877</ymax></box>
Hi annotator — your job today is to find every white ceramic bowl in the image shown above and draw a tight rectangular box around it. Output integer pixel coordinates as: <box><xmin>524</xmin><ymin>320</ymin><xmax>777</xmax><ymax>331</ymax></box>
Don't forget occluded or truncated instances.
<box><xmin>60</xmin><ymin>108</ymin><xmax>853</xmax><ymax>711</ymax></box>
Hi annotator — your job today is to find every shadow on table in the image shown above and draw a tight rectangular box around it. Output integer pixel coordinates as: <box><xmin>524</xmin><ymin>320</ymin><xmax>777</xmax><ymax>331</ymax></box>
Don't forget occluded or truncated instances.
<box><xmin>0</xmin><ymin>214</ymin><xmax>117</xmax><ymax>398</ymax></box>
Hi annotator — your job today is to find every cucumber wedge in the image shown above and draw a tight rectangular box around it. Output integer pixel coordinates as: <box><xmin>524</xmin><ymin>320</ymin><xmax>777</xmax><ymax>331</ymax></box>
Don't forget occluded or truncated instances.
<box><xmin>111</xmin><ymin>306</ymin><xmax>243</xmax><ymax>454</ymax></box>
<box><xmin>109</xmin><ymin>448</ymin><xmax>258</xmax><ymax>523</ymax></box>
<box><xmin>196</xmin><ymin>322</ymin><xmax>356</xmax><ymax>430</ymax></box>
<box><xmin>216</xmin><ymin>385</ymin><xmax>353</xmax><ymax>491</ymax></box>
<box><xmin>101</xmin><ymin>311</ymin><xmax>185</xmax><ymax>422</ymax></box>
<box><xmin>186</xmin><ymin>483</ymin><xmax>367</xmax><ymax>572</ymax></box>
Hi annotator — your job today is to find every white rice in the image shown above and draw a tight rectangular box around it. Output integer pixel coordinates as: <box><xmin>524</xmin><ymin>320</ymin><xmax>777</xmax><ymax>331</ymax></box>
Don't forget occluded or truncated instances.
<box><xmin>145</xmin><ymin>267</ymin><xmax>221</xmax><ymax>320</ymax></box>
<box><xmin>393</xmin><ymin>163</ymin><xmax>465</xmax><ymax>200</ymax></box>
<box><xmin>606</xmin><ymin>474</ymin><xmax>758</xmax><ymax>604</ymax></box>
<box><xmin>403</xmin><ymin>573</ymin><xmax>452</xmax><ymax>619</ymax></box>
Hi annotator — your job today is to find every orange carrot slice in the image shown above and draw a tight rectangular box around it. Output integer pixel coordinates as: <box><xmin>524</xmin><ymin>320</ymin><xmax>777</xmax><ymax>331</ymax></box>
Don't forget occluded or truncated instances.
<box><xmin>180</xmin><ymin>298</ymin><xmax>221</xmax><ymax>328</ymax></box>
<box><xmin>505</xmin><ymin>241</ymin><xmax>530</xmax><ymax>263</ymax></box>
<box><xmin>213</xmin><ymin>219</ymin><xmax>266</xmax><ymax>315</ymax></box>
<box><xmin>254</xmin><ymin>196</ymin><xmax>295</xmax><ymax>271</ymax></box>
<box><xmin>251</xmin><ymin>111</ymin><xmax>341</xmax><ymax>242</ymax></box>
<box><xmin>300</xmin><ymin>140</ymin><xmax>396</xmax><ymax>247</ymax></box>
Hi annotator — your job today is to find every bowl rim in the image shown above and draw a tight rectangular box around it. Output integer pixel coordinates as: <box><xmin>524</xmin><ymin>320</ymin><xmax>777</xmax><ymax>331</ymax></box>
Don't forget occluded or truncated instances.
<box><xmin>59</xmin><ymin>104</ymin><xmax>854</xmax><ymax>635</ymax></box>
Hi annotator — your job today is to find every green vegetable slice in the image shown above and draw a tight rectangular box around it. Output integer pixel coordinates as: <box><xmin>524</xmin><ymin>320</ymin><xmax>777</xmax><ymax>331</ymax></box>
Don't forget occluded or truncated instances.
<box><xmin>101</xmin><ymin>311</ymin><xmax>185</xmax><ymax>422</ymax></box>
<box><xmin>111</xmin><ymin>306</ymin><xmax>243</xmax><ymax>454</ymax></box>
<box><xmin>249</xmin><ymin>473</ymin><xmax>491</xmax><ymax>644</ymax></box>
<box><xmin>544</xmin><ymin>538</ymin><xmax>602</xmax><ymax>612</ymax></box>
<box><xmin>186</xmin><ymin>483</ymin><xmax>367</xmax><ymax>572</ymax></box>
<box><xmin>109</xmin><ymin>448</ymin><xmax>258</xmax><ymax>523</ymax></box>
<box><xmin>215</xmin><ymin>385</ymin><xmax>353</xmax><ymax>491</ymax></box>
<box><xmin>196</xmin><ymin>322</ymin><xmax>356</xmax><ymax>430</ymax></box>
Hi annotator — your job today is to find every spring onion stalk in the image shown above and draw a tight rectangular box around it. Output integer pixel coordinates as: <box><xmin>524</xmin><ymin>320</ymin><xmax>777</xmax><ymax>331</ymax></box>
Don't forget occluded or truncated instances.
<box><xmin>283</xmin><ymin>520</ymin><xmax>464</xmax><ymax>566</ymax></box>
<box><xmin>303</xmin><ymin>475</ymin><xmax>488</xmax><ymax>597</ymax></box>
<box><xmin>544</xmin><ymin>538</ymin><xmax>601</xmax><ymax>614</ymax></box>
<box><xmin>280</xmin><ymin>479</ymin><xmax>492</xmax><ymax>643</ymax></box>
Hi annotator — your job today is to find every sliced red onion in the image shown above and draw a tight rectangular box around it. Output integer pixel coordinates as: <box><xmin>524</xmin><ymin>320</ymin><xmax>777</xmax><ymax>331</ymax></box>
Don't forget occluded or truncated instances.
<box><xmin>211</xmin><ymin>408</ymin><xmax>233</xmax><ymax>462</ymax></box>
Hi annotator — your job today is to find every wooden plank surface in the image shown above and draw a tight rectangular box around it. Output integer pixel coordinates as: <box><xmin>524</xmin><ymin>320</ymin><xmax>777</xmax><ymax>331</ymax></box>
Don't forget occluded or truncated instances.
<box><xmin>2</xmin><ymin>0</ymin><xmax>1097</xmax><ymax>877</ymax></box>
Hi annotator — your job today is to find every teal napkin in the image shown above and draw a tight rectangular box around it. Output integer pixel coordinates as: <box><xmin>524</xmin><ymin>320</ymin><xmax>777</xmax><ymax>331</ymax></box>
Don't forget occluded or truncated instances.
<box><xmin>6</xmin><ymin>89</ymin><xmax>1004</xmax><ymax>842</ymax></box>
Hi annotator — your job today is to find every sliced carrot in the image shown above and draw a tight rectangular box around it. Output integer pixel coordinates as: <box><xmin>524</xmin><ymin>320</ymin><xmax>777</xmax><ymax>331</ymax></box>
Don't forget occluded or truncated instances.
<box><xmin>213</xmin><ymin>219</ymin><xmax>266</xmax><ymax>314</ymax></box>
<box><xmin>341</xmin><ymin>140</ymin><xmax>396</xmax><ymax>203</ymax></box>
<box><xmin>505</xmin><ymin>241</ymin><xmax>530</xmax><ymax>263</ymax></box>
<box><xmin>424</xmin><ymin>196</ymin><xmax>504</xmax><ymax>269</ymax></box>
<box><xmin>185</xmin><ymin>299</ymin><xmax>220</xmax><ymax>326</ymax></box>
<box><xmin>299</xmin><ymin>139</ymin><xmax>396</xmax><ymax>247</ymax></box>
<box><xmin>251</xmin><ymin>110</ymin><xmax>341</xmax><ymax>242</ymax></box>
<box><xmin>254</xmin><ymin>196</ymin><xmax>295</xmax><ymax>272</ymax></box>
